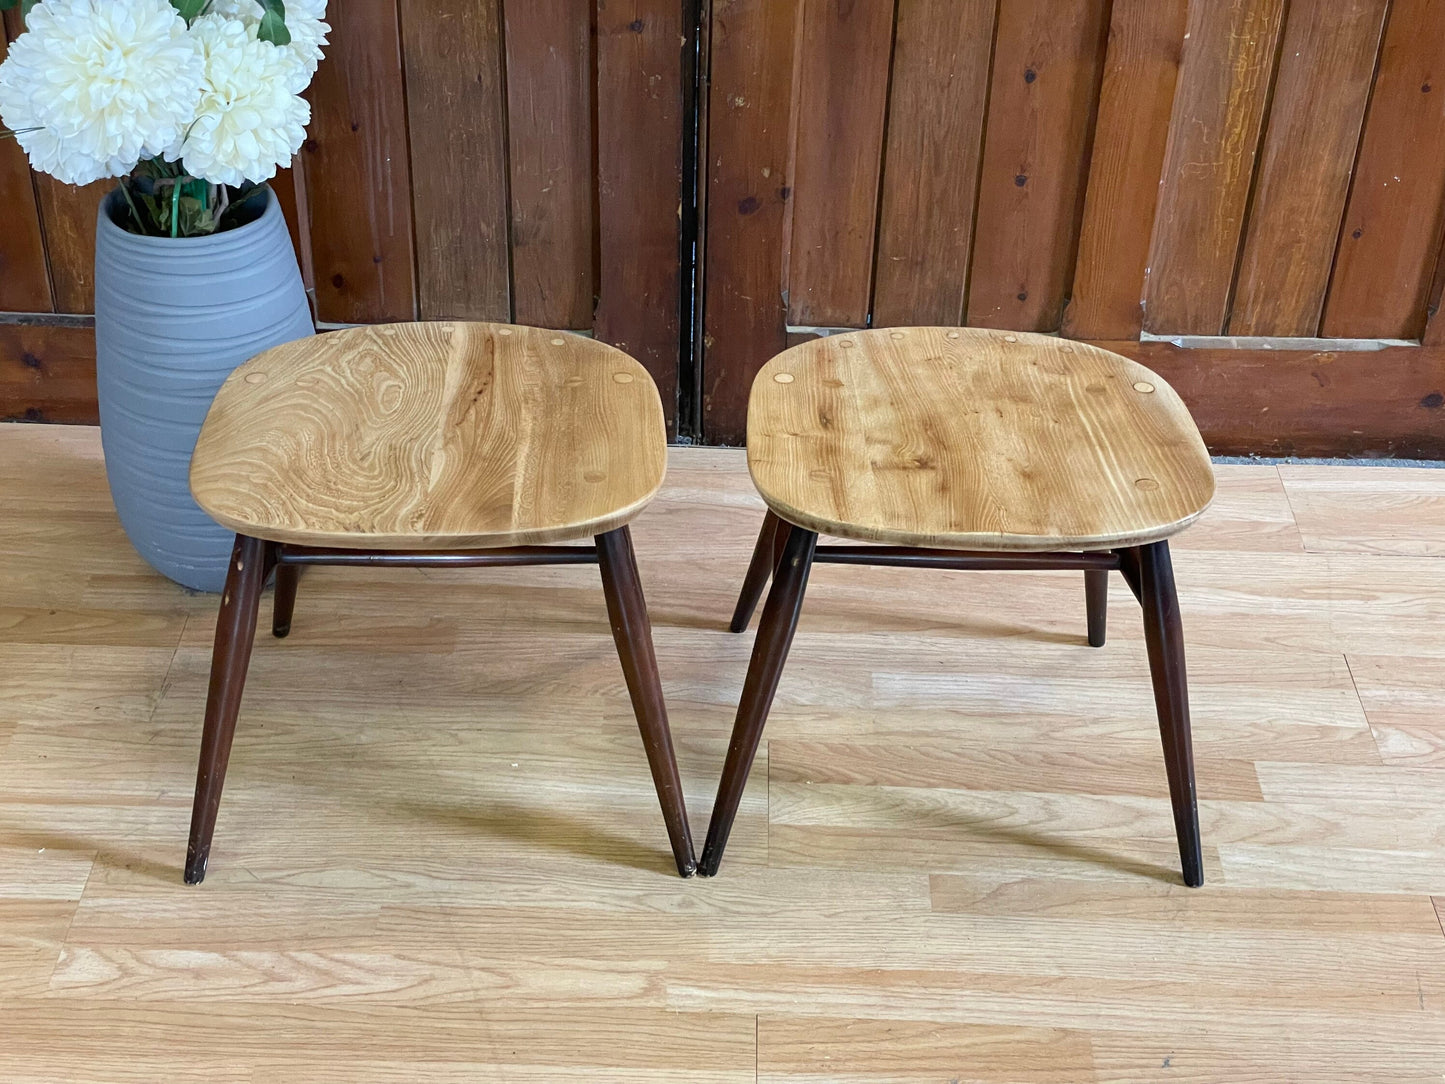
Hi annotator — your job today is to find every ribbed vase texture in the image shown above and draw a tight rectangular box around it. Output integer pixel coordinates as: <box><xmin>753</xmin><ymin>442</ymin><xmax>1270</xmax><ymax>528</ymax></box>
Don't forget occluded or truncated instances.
<box><xmin>94</xmin><ymin>187</ymin><xmax>314</xmax><ymax>592</ymax></box>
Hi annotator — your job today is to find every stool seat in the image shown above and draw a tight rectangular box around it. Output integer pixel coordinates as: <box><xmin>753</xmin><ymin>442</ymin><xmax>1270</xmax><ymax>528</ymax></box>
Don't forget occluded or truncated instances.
<box><xmin>191</xmin><ymin>322</ymin><xmax>666</xmax><ymax>550</ymax></box>
<box><xmin>747</xmin><ymin>328</ymin><xmax>1214</xmax><ymax>551</ymax></box>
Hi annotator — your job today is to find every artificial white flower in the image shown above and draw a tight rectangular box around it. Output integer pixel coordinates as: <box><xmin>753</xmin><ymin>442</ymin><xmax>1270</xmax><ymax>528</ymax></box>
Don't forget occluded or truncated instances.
<box><xmin>0</xmin><ymin>0</ymin><xmax>204</xmax><ymax>185</ymax></box>
<box><xmin>209</xmin><ymin>0</ymin><xmax>329</xmax><ymax>92</ymax></box>
<box><xmin>175</xmin><ymin>14</ymin><xmax>311</xmax><ymax>186</ymax></box>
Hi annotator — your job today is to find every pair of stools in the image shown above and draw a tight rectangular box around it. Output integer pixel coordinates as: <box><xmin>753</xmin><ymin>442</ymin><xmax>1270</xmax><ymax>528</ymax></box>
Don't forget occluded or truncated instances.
<box><xmin>186</xmin><ymin>322</ymin><xmax>1215</xmax><ymax>887</ymax></box>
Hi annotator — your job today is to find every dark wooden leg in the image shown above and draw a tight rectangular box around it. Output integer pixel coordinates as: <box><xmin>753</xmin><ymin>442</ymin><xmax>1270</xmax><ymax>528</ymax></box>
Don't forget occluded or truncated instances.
<box><xmin>185</xmin><ymin>534</ymin><xmax>268</xmax><ymax>884</ymax></box>
<box><xmin>700</xmin><ymin>525</ymin><xmax>819</xmax><ymax>877</ymax></box>
<box><xmin>729</xmin><ymin>511</ymin><xmax>785</xmax><ymax>633</ymax></box>
<box><xmin>1085</xmin><ymin>568</ymin><xmax>1108</xmax><ymax>647</ymax></box>
<box><xmin>272</xmin><ymin>563</ymin><xmax>300</xmax><ymax>638</ymax></box>
<box><xmin>1135</xmin><ymin>541</ymin><xmax>1204</xmax><ymax>888</ymax></box>
<box><xmin>596</xmin><ymin>526</ymin><xmax>697</xmax><ymax>877</ymax></box>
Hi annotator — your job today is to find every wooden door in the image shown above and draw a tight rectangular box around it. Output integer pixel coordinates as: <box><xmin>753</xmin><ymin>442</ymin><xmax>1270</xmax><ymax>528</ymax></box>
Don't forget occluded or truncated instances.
<box><xmin>1</xmin><ymin>2</ymin><xmax>689</xmax><ymax>435</ymax></box>
<box><xmin>699</xmin><ymin>0</ymin><xmax>1445</xmax><ymax>456</ymax></box>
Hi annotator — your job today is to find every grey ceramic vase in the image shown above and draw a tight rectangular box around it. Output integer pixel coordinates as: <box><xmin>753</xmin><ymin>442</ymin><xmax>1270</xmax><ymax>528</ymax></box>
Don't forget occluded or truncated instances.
<box><xmin>94</xmin><ymin>186</ymin><xmax>314</xmax><ymax>593</ymax></box>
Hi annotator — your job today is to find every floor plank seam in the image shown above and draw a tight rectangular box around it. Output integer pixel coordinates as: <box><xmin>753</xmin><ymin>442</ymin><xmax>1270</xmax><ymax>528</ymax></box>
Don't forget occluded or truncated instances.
<box><xmin>1341</xmin><ymin>653</ymin><xmax>1387</xmax><ymax>765</ymax></box>
<box><xmin>44</xmin><ymin>850</ymin><xmax>96</xmax><ymax>991</ymax></box>
<box><xmin>144</xmin><ymin>613</ymin><xmax>190</xmax><ymax>729</ymax></box>
<box><xmin>1271</xmin><ymin>464</ymin><xmax>1312</xmax><ymax>553</ymax></box>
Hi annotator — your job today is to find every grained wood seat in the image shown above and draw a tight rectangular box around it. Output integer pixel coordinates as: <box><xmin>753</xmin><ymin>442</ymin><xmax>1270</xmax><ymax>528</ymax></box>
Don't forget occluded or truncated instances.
<box><xmin>746</xmin><ymin>328</ymin><xmax>1215</xmax><ymax>552</ymax></box>
<box><xmin>191</xmin><ymin>322</ymin><xmax>667</xmax><ymax>550</ymax></box>
<box><xmin>181</xmin><ymin>322</ymin><xmax>694</xmax><ymax>885</ymax></box>
<box><xmin>704</xmin><ymin>328</ymin><xmax>1215</xmax><ymax>888</ymax></box>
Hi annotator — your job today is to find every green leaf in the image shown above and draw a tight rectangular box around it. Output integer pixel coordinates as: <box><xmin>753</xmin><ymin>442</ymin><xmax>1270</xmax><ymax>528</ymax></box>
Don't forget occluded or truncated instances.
<box><xmin>170</xmin><ymin>0</ymin><xmax>209</xmax><ymax>21</ymax></box>
<box><xmin>256</xmin><ymin>0</ymin><xmax>290</xmax><ymax>45</ymax></box>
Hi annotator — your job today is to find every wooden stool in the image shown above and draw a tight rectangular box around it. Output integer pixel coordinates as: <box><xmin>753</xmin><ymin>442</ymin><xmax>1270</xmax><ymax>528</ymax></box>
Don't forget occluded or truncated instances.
<box><xmin>702</xmin><ymin>328</ymin><xmax>1215</xmax><ymax>886</ymax></box>
<box><xmin>185</xmin><ymin>322</ymin><xmax>695</xmax><ymax>883</ymax></box>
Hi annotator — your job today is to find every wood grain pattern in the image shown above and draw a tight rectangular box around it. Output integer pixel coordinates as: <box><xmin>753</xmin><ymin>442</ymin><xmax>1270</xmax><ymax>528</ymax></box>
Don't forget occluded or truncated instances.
<box><xmin>400</xmin><ymin>0</ymin><xmax>510</xmax><ymax>322</ymax></box>
<box><xmin>505</xmin><ymin>0</ymin><xmax>595</xmax><ymax>330</ymax></box>
<box><xmin>190</xmin><ymin>323</ymin><xmax>667</xmax><ymax>548</ymax></box>
<box><xmin>1060</xmin><ymin>0</ymin><xmax>1188</xmax><ymax>340</ymax></box>
<box><xmin>29</xmin><ymin>179</ymin><xmax>108</xmax><ymax>314</ymax></box>
<box><xmin>1101</xmin><ymin>340</ymin><xmax>1445</xmax><ymax>459</ymax></box>
<box><xmin>6</xmin><ymin>426</ymin><xmax>1445</xmax><ymax>1080</ymax></box>
<box><xmin>0</xmin><ymin>10</ymin><xmax>51</xmax><ymax>313</ymax></box>
<box><xmin>967</xmin><ymin>0</ymin><xmax>1111</xmax><ymax>332</ymax></box>
<box><xmin>785</xmin><ymin>0</ymin><xmax>895</xmax><ymax>328</ymax></box>
<box><xmin>746</xmin><ymin>328</ymin><xmax>1214</xmax><ymax>550</ymax></box>
<box><xmin>1276</xmin><ymin>465</ymin><xmax>1445</xmax><ymax>557</ymax></box>
<box><xmin>701</xmin><ymin>0</ymin><xmax>800</xmax><ymax>444</ymax></box>
<box><xmin>871</xmin><ymin>0</ymin><xmax>997</xmax><ymax>328</ymax></box>
<box><xmin>1230</xmin><ymin>0</ymin><xmax>1389</xmax><ymax>337</ymax></box>
<box><xmin>595</xmin><ymin>0</ymin><xmax>685</xmax><ymax>433</ymax></box>
<box><xmin>0</xmin><ymin>323</ymin><xmax>98</xmax><ymax>424</ymax></box>
<box><xmin>1322</xmin><ymin>0</ymin><xmax>1445</xmax><ymax>340</ymax></box>
<box><xmin>1144</xmin><ymin>0</ymin><xmax>1287</xmax><ymax>335</ymax></box>
<box><xmin>304</xmin><ymin>1</ymin><xmax>416</xmax><ymax>324</ymax></box>
<box><xmin>268</xmin><ymin>162</ymin><xmax>313</xmax><ymax>297</ymax></box>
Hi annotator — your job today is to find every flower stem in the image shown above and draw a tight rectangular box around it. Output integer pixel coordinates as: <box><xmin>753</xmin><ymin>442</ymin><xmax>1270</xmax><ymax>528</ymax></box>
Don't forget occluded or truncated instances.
<box><xmin>118</xmin><ymin>179</ymin><xmax>146</xmax><ymax>233</ymax></box>
<box><xmin>170</xmin><ymin>181</ymin><xmax>181</xmax><ymax>238</ymax></box>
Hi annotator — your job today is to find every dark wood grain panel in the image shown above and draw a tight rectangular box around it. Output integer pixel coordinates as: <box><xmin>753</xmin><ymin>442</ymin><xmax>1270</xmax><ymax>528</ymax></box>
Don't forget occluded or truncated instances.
<box><xmin>1144</xmin><ymin>0</ymin><xmax>1287</xmax><ymax>335</ymax></box>
<box><xmin>0</xmin><ymin>11</ymin><xmax>51</xmax><ymax>314</ymax></box>
<box><xmin>31</xmin><ymin>179</ymin><xmax>107</xmax><ymax>314</ymax></box>
<box><xmin>1230</xmin><ymin>0</ymin><xmax>1388</xmax><ymax>337</ymax></box>
<box><xmin>0</xmin><ymin>322</ymin><xmax>98</xmax><ymax>424</ymax></box>
<box><xmin>400</xmin><ymin>0</ymin><xmax>509</xmax><ymax>322</ymax></box>
<box><xmin>1322</xmin><ymin>0</ymin><xmax>1445</xmax><ymax>340</ymax></box>
<box><xmin>595</xmin><ymin>0</ymin><xmax>684</xmax><ymax>433</ymax></box>
<box><xmin>786</xmin><ymin>0</ymin><xmax>895</xmax><ymax>328</ymax></box>
<box><xmin>269</xmin><ymin>162</ymin><xmax>313</xmax><ymax>297</ymax></box>
<box><xmin>871</xmin><ymin>0</ymin><xmax>996</xmax><ymax>328</ymax></box>
<box><xmin>1060</xmin><ymin>0</ymin><xmax>1188</xmax><ymax>340</ymax></box>
<box><xmin>304</xmin><ymin>1</ymin><xmax>416</xmax><ymax>323</ymax></box>
<box><xmin>1104</xmin><ymin>340</ymin><xmax>1445</xmax><ymax>459</ymax></box>
<box><xmin>505</xmin><ymin>1</ymin><xmax>595</xmax><ymax>330</ymax></box>
<box><xmin>701</xmin><ymin>0</ymin><xmax>800</xmax><ymax>444</ymax></box>
<box><xmin>966</xmin><ymin>0</ymin><xmax>1110</xmax><ymax>332</ymax></box>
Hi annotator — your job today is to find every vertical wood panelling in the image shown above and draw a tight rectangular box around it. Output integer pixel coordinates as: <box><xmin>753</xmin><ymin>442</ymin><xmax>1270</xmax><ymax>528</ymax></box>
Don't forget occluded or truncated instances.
<box><xmin>701</xmin><ymin>0</ymin><xmax>800</xmax><ymax>444</ymax></box>
<box><xmin>1060</xmin><ymin>0</ymin><xmax>1188</xmax><ymax>340</ymax></box>
<box><xmin>1230</xmin><ymin>0</ymin><xmax>1388</xmax><ymax>337</ymax></box>
<box><xmin>595</xmin><ymin>0</ymin><xmax>684</xmax><ymax>432</ymax></box>
<box><xmin>966</xmin><ymin>0</ymin><xmax>1110</xmax><ymax>332</ymax></box>
<box><xmin>1143</xmin><ymin>0</ymin><xmax>1287</xmax><ymax>335</ymax></box>
<box><xmin>305</xmin><ymin>2</ymin><xmax>417</xmax><ymax>324</ymax></box>
<box><xmin>0</xmin><ymin>13</ymin><xmax>50</xmax><ymax>314</ymax></box>
<box><xmin>269</xmin><ymin>162</ymin><xmax>312</xmax><ymax>295</ymax></box>
<box><xmin>786</xmin><ymin>0</ymin><xmax>895</xmax><ymax>328</ymax></box>
<box><xmin>400</xmin><ymin>0</ymin><xmax>509</xmax><ymax>322</ymax></box>
<box><xmin>1323</xmin><ymin>0</ymin><xmax>1445</xmax><ymax>340</ymax></box>
<box><xmin>30</xmin><ymin>180</ymin><xmax>107</xmax><ymax>314</ymax></box>
<box><xmin>871</xmin><ymin>0</ymin><xmax>996</xmax><ymax>328</ymax></box>
<box><xmin>505</xmin><ymin>1</ymin><xmax>595</xmax><ymax>330</ymax></box>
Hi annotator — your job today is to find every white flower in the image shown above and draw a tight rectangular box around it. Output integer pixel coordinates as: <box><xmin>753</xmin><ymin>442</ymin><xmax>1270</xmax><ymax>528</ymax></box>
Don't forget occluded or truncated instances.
<box><xmin>175</xmin><ymin>14</ymin><xmax>310</xmax><ymax>186</ymax></box>
<box><xmin>0</xmin><ymin>0</ymin><xmax>204</xmax><ymax>185</ymax></box>
<box><xmin>209</xmin><ymin>0</ymin><xmax>329</xmax><ymax>92</ymax></box>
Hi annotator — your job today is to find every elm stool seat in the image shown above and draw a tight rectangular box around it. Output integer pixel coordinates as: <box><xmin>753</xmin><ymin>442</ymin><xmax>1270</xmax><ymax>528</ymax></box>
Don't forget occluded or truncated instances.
<box><xmin>185</xmin><ymin>321</ymin><xmax>696</xmax><ymax>883</ymax></box>
<box><xmin>704</xmin><ymin>327</ymin><xmax>1216</xmax><ymax>885</ymax></box>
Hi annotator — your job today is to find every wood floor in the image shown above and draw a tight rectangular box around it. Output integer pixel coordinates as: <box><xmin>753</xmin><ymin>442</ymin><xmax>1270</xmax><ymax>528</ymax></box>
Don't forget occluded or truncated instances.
<box><xmin>2</xmin><ymin>423</ymin><xmax>1444</xmax><ymax>1082</ymax></box>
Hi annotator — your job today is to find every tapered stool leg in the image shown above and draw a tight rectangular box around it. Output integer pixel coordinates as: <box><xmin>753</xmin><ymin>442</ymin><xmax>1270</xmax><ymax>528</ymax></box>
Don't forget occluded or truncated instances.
<box><xmin>185</xmin><ymin>534</ymin><xmax>268</xmax><ymax>884</ymax></box>
<box><xmin>272</xmin><ymin>564</ymin><xmax>300</xmax><ymax>638</ymax></box>
<box><xmin>1134</xmin><ymin>541</ymin><xmax>1203</xmax><ymax>887</ymax></box>
<box><xmin>730</xmin><ymin>511</ymin><xmax>785</xmax><ymax>633</ymax></box>
<box><xmin>596</xmin><ymin>526</ymin><xmax>697</xmax><ymax>877</ymax></box>
<box><xmin>1085</xmin><ymin>568</ymin><xmax>1108</xmax><ymax>647</ymax></box>
<box><xmin>701</xmin><ymin>526</ymin><xmax>819</xmax><ymax>876</ymax></box>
